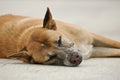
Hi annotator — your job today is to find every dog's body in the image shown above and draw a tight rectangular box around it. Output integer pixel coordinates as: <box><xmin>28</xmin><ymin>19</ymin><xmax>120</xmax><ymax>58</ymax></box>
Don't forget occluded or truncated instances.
<box><xmin>0</xmin><ymin>8</ymin><xmax>120</xmax><ymax>66</ymax></box>
<box><xmin>0</xmin><ymin>14</ymin><xmax>93</xmax><ymax>58</ymax></box>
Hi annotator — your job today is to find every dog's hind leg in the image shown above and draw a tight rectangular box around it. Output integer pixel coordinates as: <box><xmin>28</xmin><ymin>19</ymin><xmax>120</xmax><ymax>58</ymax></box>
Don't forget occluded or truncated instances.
<box><xmin>91</xmin><ymin>47</ymin><xmax>120</xmax><ymax>58</ymax></box>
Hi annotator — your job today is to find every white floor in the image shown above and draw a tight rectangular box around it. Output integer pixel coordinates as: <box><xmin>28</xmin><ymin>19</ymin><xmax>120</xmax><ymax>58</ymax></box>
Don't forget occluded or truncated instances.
<box><xmin>0</xmin><ymin>58</ymin><xmax>120</xmax><ymax>80</ymax></box>
<box><xmin>0</xmin><ymin>0</ymin><xmax>120</xmax><ymax>80</ymax></box>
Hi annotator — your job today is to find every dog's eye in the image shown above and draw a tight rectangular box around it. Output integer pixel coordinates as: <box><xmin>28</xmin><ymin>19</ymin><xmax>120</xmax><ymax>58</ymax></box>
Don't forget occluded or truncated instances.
<box><xmin>57</xmin><ymin>36</ymin><xmax>62</xmax><ymax>47</ymax></box>
<box><xmin>54</xmin><ymin>36</ymin><xmax>62</xmax><ymax>47</ymax></box>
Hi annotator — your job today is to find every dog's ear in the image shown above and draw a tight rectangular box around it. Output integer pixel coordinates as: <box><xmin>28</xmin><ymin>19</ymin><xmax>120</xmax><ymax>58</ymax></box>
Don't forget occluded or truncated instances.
<box><xmin>43</xmin><ymin>8</ymin><xmax>57</xmax><ymax>30</ymax></box>
<box><xmin>7</xmin><ymin>49</ymin><xmax>34</xmax><ymax>63</ymax></box>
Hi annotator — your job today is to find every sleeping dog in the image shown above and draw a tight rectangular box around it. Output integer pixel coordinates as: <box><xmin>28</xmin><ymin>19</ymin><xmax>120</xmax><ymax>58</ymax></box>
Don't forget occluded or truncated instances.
<box><xmin>0</xmin><ymin>8</ymin><xmax>120</xmax><ymax>66</ymax></box>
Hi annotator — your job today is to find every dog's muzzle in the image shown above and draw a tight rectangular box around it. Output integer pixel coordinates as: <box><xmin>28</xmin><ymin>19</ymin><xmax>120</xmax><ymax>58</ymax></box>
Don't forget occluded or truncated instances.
<box><xmin>52</xmin><ymin>48</ymin><xmax>82</xmax><ymax>66</ymax></box>
<box><xmin>63</xmin><ymin>50</ymin><xmax>82</xmax><ymax>67</ymax></box>
<box><xmin>69</xmin><ymin>52</ymin><xmax>82</xmax><ymax>66</ymax></box>
<box><xmin>46</xmin><ymin>44</ymin><xmax>83</xmax><ymax>66</ymax></box>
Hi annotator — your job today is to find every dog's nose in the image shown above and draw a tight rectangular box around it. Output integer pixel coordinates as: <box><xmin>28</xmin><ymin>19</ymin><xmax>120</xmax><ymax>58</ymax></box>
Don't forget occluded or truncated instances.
<box><xmin>70</xmin><ymin>52</ymin><xmax>82</xmax><ymax>65</ymax></box>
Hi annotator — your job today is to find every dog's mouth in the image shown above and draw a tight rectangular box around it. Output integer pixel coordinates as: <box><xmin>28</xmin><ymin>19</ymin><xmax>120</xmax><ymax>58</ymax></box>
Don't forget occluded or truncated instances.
<box><xmin>44</xmin><ymin>48</ymin><xmax>83</xmax><ymax>67</ymax></box>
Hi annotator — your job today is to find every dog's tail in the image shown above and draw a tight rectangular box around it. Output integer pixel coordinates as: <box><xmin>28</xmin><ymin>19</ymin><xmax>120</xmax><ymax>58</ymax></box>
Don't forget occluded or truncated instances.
<box><xmin>91</xmin><ymin>33</ymin><xmax>120</xmax><ymax>49</ymax></box>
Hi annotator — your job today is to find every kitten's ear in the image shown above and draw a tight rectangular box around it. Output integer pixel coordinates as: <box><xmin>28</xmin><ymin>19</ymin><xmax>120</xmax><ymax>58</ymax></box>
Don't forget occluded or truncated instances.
<box><xmin>43</xmin><ymin>8</ymin><xmax>57</xmax><ymax>30</ymax></box>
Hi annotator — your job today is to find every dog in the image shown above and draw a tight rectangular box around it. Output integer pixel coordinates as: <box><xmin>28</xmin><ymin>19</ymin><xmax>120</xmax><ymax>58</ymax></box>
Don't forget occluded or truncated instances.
<box><xmin>0</xmin><ymin>8</ymin><xmax>120</xmax><ymax>66</ymax></box>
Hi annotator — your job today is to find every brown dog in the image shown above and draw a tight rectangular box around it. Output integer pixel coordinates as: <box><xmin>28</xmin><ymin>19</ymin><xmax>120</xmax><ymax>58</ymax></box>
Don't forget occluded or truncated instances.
<box><xmin>0</xmin><ymin>8</ymin><xmax>120</xmax><ymax>66</ymax></box>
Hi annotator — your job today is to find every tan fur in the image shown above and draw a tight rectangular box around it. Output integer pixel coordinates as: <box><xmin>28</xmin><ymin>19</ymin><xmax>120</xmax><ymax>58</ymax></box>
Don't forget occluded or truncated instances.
<box><xmin>0</xmin><ymin>12</ymin><xmax>120</xmax><ymax>65</ymax></box>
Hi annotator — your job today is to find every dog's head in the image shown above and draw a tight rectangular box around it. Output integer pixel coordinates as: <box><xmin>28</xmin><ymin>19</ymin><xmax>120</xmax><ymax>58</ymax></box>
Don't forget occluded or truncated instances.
<box><xmin>11</xmin><ymin>8</ymin><xmax>82</xmax><ymax>66</ymax></box>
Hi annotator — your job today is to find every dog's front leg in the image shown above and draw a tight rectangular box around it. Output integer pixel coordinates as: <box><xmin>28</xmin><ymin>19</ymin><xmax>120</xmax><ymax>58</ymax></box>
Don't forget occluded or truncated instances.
<box><xmin>91</xmin><ymin>47</ymin><xmax>120</xmax><ymax>58</ymax></box>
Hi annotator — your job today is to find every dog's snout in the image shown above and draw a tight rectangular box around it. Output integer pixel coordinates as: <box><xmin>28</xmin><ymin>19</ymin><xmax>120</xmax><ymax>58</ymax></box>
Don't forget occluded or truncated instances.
<box><xmin>70</xmin><ymin>53</ymin><xmax>79</xmax><ymax>63</ymax></box>
<box><xmin>69</xmin><ymin>52</ymin><xmax>82</xmax><ymax>66</ymax></box>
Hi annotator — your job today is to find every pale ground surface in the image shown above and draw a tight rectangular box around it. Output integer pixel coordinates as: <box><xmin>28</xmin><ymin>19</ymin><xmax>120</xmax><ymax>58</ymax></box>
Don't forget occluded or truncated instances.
<box><xmin>0</xmin><ymin>0</ymin><xmax>120</xmax><ymax>80</ymax></box>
